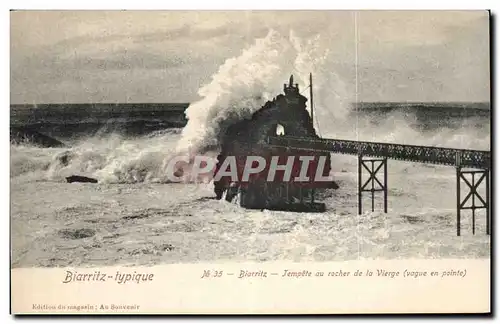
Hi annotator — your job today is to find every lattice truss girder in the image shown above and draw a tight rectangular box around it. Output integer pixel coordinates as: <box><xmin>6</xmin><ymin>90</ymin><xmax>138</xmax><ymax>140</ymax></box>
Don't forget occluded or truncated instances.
<box><xmin>267</xmin><ymin>136</ymin><xmax>490</xmax><ymax>169</ymax></box>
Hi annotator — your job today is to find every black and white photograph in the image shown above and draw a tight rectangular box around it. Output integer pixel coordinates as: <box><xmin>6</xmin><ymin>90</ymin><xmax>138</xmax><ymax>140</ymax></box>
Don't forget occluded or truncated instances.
<box><xmin>9</xmin><ymin>9</ymin><xmax>492</xmax><ymax>314</ymax></box>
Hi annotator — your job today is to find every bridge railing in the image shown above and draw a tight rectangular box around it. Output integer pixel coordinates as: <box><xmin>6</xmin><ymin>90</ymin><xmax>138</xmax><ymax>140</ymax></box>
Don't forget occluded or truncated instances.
<box><xmin>266</xmin><ymin>136</ymin><xmax>491</xmax><ymax>169</ymax></box>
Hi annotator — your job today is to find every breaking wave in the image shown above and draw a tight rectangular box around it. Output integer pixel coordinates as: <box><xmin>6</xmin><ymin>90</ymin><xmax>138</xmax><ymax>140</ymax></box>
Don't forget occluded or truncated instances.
<box><xmin>176</xmin><ymin>29</ymin><xmax>352</xmax><ymax>155</ymax></box>
<box><xmin>176</xmin><ymin>28</ymin><xmax>489</xmax><ymax>155</ymax></box>
<box><xmin>11</xmin><ymin>132</ymin><xmax>180</xmax><ymax>183</ymax></box>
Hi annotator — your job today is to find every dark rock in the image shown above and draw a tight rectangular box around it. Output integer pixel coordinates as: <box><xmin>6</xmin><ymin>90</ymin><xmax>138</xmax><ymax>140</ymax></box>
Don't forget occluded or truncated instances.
<box><xmin>55</xmin><ymin>150</ymin><xmax>76</xmax><ymax>167</ymax></box>
<box><xmin>162</xmin><ymin>244</ymin><xmax>175</xmax><ymax>251</ymax></box>
<box><xmin>122</xmin><ymin>213</ymin><xmax>149</xmax><ymax>220</ymax></box>
<box><xmin>214</xmin><ymin>75</ymin><xmax>339</xmax><ymax>212</ymax></box>
<box><xmin>327</xmin><ymin>181</ymin><xmax>340</xmax><ymax>189</ymax></box>
<box><xmin>66</xmin><ymin>175</ymin><xmax>98</xmax><ymax>183</ymax></box>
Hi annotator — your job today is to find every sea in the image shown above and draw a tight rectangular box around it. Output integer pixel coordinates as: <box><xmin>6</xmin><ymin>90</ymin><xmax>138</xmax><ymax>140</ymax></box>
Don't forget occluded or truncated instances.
<box><xmin>9</xmin><ymin>29</ymin><xmax>491</xmax><ymax>268</ymax></box>
<box><xmin>10</xmin><ymin>101</ymin><xmax>491</xmax><ymax>267</ymax></box>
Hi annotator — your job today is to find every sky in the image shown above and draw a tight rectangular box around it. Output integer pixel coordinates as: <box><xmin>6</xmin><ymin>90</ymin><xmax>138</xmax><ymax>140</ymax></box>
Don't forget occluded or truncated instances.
<box><xmin>10</xmin><ymin>10</ymin><xmax>490</xmax><ymax>104</ymax></box>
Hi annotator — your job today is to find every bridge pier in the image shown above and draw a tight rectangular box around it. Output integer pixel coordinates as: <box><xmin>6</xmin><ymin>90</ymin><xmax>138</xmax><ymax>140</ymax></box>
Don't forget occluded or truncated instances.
<box><xmin>358</xmin><ymin>155</ymin><xmax>388</xmax><ymax>215</ymax></box>
<box><xmin>456</xmin><ymin>167</ymin><xmax>490</xmax><ymax>236</ymax></box>
<box><xmin>267</xmin><ymin>135</ymin><xmax>491</xmax><ymax>236</ymax></box>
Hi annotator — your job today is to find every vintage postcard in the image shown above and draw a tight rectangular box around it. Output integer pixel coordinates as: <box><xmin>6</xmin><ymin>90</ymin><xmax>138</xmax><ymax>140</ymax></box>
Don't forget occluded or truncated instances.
<box><xmin>10</xmin><ymin>10</ymin><xmax>491</xmax><ymax>314</ymax></box>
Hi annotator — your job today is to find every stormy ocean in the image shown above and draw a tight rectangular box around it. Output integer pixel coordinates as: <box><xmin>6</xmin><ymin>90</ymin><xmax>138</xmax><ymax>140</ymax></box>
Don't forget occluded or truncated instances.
<box><xmin>10</xmin><ymin>30</ymin><xmax>491</xmax><ymax>268</ymax></box>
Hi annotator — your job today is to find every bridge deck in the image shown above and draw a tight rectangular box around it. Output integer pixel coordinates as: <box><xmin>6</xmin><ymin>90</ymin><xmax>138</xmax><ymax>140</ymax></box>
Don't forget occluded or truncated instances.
<box><xmin>266</xmin><ymin>136</ymin><xmax>491</xmax><ymax>169</ymax></box>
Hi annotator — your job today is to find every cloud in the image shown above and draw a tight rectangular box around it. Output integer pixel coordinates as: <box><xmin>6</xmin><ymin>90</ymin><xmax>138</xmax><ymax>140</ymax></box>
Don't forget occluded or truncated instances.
<box><xmin>354</xmin><ymin>14</ymin><xmax>490</xmax><ymax>102</ymax></box>
<box><xmin>10</xmin><ymin>10</ymin><xmax>490</xmax><ymax>104</ymax></box>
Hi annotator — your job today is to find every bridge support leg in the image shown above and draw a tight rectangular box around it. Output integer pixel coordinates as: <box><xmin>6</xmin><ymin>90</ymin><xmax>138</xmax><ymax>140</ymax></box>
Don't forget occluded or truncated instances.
<box><xmin>486</xmin><ymin>169</ymin><xmax>490</xmax><ymax>235</ymax></box>
<box><xmin>456</xmin><ymin>167</ymin><xmax>490</xmax><ymax>236</ymax></box>
<box><xmin>358</xmin><ymin>155</ymin><xmax>388</xmax><ymax>214</ymax></box>
<box><xmin>456</xmin><ymin>167</ymin><xmax>461</xmax><ymax>237</ymax></box>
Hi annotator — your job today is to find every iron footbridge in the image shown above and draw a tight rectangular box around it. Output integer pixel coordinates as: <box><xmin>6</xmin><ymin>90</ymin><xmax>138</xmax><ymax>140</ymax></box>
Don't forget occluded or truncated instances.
<box><xmin>266</xmin><ymin>135</ymin><xmax>491</xmax><ymax>236</ymax></box>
